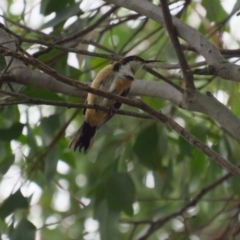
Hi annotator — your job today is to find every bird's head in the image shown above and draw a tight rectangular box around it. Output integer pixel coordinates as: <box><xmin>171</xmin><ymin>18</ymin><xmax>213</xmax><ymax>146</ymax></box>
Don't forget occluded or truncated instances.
<box><xmin>113</xmin><ymin>56</ymin><xmax>161</xmax><ymax>76</ymax></box>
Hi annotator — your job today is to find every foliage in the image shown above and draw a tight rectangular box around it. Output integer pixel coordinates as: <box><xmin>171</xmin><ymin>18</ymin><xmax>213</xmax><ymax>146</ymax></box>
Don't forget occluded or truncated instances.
<box><xmin>0</xmin><ymin>0</ymin><xmax>240</xmax><ymax>240</ymax></box>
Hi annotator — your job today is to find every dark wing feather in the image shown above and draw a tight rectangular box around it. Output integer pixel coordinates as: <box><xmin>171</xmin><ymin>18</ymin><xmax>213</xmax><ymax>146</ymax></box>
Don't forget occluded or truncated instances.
<box><xmin>97</xmin><ymin>87</ymin><xmax>130</xmax><ymax>129</ymax></box>
<box><xmin>113</xmin><ymin>87</ymin><xmax>130</xmax><ymax>109</ymax></box>
<box><xmin>83</xmin><ymin>100</ymin><xmax>87</xmax><ymax>115</ymax></box>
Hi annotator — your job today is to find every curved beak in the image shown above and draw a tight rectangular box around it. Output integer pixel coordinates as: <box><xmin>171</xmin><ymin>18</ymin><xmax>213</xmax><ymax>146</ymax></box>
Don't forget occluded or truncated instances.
<box><xmin>143</xmin><ymin>60</ymin><xmax>162</xmax><ymax>68</ymax></box>
<box><xmin>144</xmin><ymin>60</ymin><xmax>162</xmax><ymax>63</ymax></box>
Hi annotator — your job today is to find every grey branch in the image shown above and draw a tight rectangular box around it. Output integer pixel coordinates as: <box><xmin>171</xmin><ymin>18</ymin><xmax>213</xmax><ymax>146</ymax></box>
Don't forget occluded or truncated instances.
<box><xmin>1</xmin><ymin>27</ymin><xmax>240</xmax><ymax>141</ymax></box>
<box><xmin>3</xmin><ymin>66</ymin><xmax>240</xmax><ymax>142</ymax></box>
<box><xmin>0</xmin><ymin>29</ymin><xmax>240</xmax><ymax>140</ymax></box>
<box><xmin>1</xmin><ymin>28</ymin><xmax>240</xmax><ymax>178</ymax></box>
<box><xmin>0</xmin><ymin>30</ymin><xmax>25</xmax><ymax>69</ymax></box>
<box><xmin>105</xmin><ymin>0</ymin><xmax>240</xmax><ymax>83</ymax></box>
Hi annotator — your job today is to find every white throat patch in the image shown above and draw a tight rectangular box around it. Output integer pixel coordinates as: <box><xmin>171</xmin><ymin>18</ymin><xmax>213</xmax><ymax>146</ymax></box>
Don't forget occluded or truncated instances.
<box><xmin>116</xmin><ymin>63</ymin><xmax>134</xmax><ymax>79</ymax></box>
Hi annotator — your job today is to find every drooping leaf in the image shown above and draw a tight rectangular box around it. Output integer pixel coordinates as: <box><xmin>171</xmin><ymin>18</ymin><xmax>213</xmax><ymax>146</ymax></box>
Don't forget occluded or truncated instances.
<box><xmin>94</xmin><ymin>200</ymin><xmax>119</xmax><ymax>240</ymax></box>
<box><xmin>133</xmin><ymin>124</ymin><xmax>161</xmax><ymax>169</ymax></box>
<box><xmin>105</xmin><ymin>173</ymin><xmax>135</xmax><ymax>215</ymax></box>
<box><xmin>10</xmin><ymin>219</ymin><xmax>36</xmax><ymax>240</ymax></box>
<box><xmin>41</xmin><ymin>2</ymin><xmax>83</xmax><ymax>29</ymax></box>
<box><xmin>60</xmin><ymin>152</ymin><xmax>76</xmax><ymax>168</ymax></box>
<box><xmin>0</xmin><ymin>190</ymin><xmax>29</xmax><ymax>220</ymax></box>
<box><xmin>178</xmin><ymin>137</ymin><xmax>192</xmax><ymax>163</ymax></box>
<box><xmin>190</xmin><ymin>123</ymin><xmax>208</xmax><ymax>143</ymax></box>
<box><xmin>202</xmin><ymin>0</ymin><xmax>227</xmax><ymax>22</ymax></box>
<box><xmin>0</xmin><ymin>155</ymin><xmax>14</xmax><ymax>175</ymax></box>
<box><xmin>40</xmin><ymin>114</ymin><xmax>60</xmax><ymax>144</ymax></box>
<box><xmin>40</xmin><ymin>0</ymin><xmax>74</xmax><ymax>16</ymax></box>
<box><xmin>189</xmin><ymin>149</ymin><xmax>208</xmax><ymax>180</ymax></box>
<box><xmin>0</xmin><ymin>123</ymin><xmax>24</xmax><ymax>142</ymax></box>
<box><xmin>44</xmin><ymin>146</ymin><xmax>60</xmax><ymax>181</ymax></box>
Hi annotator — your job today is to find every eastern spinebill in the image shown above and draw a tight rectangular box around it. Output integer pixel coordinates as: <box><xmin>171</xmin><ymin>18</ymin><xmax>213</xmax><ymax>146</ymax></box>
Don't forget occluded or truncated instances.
<box><xmin>69</xmin><ymin>56</ymin><xmax>160</xmax><ymax>153</ymax></box>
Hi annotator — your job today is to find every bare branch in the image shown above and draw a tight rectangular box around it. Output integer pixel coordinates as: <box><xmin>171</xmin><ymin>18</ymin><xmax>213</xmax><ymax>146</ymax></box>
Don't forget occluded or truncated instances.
<box><xmin>33</xmin><ymin>6</ymin><xmax>119</xmax><ymax>58</ymax></box>
<box><xmin>0</xmin><ymin>29</ymin><xmax>25</xmax><ymax>69</ymax></box>
<box><xmin>0</xmin><ymin>89</ymin><xmax>153</xmax><ymax>120</ymax></box>
<box><xmin>105</xmin><ymin>0</ymin><xmax>240</xmax><ymax>83</ymax></box>
<box><xmin>1</xmin><ymin>27</ymin><xmax>240</xmax><ymax>177</ymax></box>
<box><xmin>1</xmin><ymin>46</ymin><xmax>240</xmax><ymax>177</ymax></box>
<box><xmin>160</xmin><ymin>0</ymin><xmax>195</xmax><ymax>90</ymax></box>
<box><xmin>138</xmin><ymin>170</ymin><xmax>234</xmax><ymax>239</ymax></box>
<box><xmin>1</xmin><ymin>42</ymin><xmax>240</xmax><ymax>143</ymax></box>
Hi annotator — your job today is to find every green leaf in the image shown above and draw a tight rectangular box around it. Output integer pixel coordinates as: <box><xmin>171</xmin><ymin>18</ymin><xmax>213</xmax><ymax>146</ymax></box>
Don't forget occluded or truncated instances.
<box><xmin>189</xmin><ymin>149</ymin><xmax>208</xmax><ymax>180</ymax></box>
<box><xmin>41</xmin><ymin>114</ymin><xmax>60</xmax><ymax>134</ymax></box>
<box><xmin>40</xmin><ymin>0</ymin><xmax>50</xmax><ymax>15</ymax></box>
<box><xmin>40</xmin><ymin>114</ymin><xmax>60</xmax><ymax>144</ymax></box>
<box><xmin>133</xmin><ymin>124</ymin><xmax>161</xmax><ymax>169</ymax></box>
<box><xmin>178</xmin><ymin>137</ymin><xmax>192</xmax><ymax>162</ymax></box>
<box><xmin>0</xmin><ymin>123</ymin><xmax>24</xmax><ymax>142</ymax></box>
<box><xmin>105</xmin><ymin>173</ymin><xmax>135</xmax><ymax>215</ymax></box>
<box><xmin>1</xmin><ymin>105</ymin><xmax>20</xmax><ymax>126</ymax></box>
<box><xmin>60</xmin><ymin>152</ymin><xmax>76</xmax><ymax>168</ymax></box>
<box><xmin>0</xmin><ymin>155</ymin><xmax>14</xmax><ymax>175</ymax></box>
<box><xmin>202</xmin><ymin>0</ymin><xmax>227</xmax><ymax>22</ymax></box>
<box><xmin>44</xmin><ymin>146</ymin><xmax>59</xmax><ymax>181</ymax></box>
<box><xmin>190</xmin><ymin>123</ymin><xmax>208</xmax><ymax>143</ymax></box>
<box><xmin>0</xmin><ymin>190</ymin><xmax>29</xmax><ymax>220</ymax></box>
<box><xmin>25</xmin><ymin>124</ymin><xmax>39</xmax><ymax>156</ymax></box>
<box><xmin>41</xmin><ymin>2</ymin><xmax>83</xmax><ymax>29</ymax></box>
<box><xmin>94</xmin><ymin>200</ymin><xmax>119</xmax><ymax>240</ymax></box>
<box><xmin>40</xmin><ymin>0</ymin><xmax>74</xmax><ymax>16</ymax></box>
<box><xmin>10</xmin><ymin>219</ymin><xmax>36</xmax><ymax>240</ymax></box>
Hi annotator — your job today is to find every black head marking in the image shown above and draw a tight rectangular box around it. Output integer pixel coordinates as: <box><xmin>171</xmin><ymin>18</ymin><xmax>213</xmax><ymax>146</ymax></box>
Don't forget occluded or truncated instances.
<box><xmin>123</xmin><ymin>75</ymin><xmax>134</xmax><ymax>81</ymax></box>
<box><xmin>113</xmin><ymin>62</ymin><xmax>121</xmax><ymax>71</ymax></box>
<box><xmin>120</xmin><ymin>56</ymin><xmax>145</xmax><ymax>65</ymax></box>
<box><xmin>113</xmin><ymin>56</ymin><xmax>145</xmax><ymax>72</ymax></box>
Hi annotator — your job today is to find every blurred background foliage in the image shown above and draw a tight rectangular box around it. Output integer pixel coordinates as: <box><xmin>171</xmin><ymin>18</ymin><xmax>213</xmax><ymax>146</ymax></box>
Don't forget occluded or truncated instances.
<box><xmin>0</xmin><ymin>0</ymin><xmax>240</xmax><ymax>239</ymax></box>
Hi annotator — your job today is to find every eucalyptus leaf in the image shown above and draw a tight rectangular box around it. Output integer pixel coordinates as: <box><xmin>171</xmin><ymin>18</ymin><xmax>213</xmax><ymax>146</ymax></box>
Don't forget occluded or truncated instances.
<box><xmin>0</xmin><ymin>190</ymin><xmax>28</xmax><ymax>220</ymax></box>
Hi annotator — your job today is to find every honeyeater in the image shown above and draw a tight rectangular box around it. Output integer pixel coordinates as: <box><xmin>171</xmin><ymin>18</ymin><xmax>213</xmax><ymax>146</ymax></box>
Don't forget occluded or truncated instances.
<box><xmin>69</xmin><ymin>56</ymin><xmax>160</xmax><ymax>153</ymax></box>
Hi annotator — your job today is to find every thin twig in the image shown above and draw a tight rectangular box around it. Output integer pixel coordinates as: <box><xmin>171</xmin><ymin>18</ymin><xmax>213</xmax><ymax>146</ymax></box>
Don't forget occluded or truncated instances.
<box><xmin>119</xmin><ymin>18</ymin><xmax>148</xmax><ymax>54</ymax></box>
<box><xmin>182</xmin><ymin>45</ymin><xmax>240</xmax><ymax>58</ymax></box>
<box><xmin>193</xmin><ymin>195</ymin><xmax>235</xmax><ymax>234</ymax></box>
<box><xmin>144</xmin><ymin>66</ymin><xmax>183</xmax><ymax>92</ymax></box>
<box><xmin>33</xmin><ymin>6</ymin><xmax>119</xmax><ymax>58</ymax></box>
<box><xmin>54</xmin><ymin>179</ymin><xmax>86</xmax><ymax>208</ymax></box>
<box><xmin>160</xmin><ymin>0</ymin><xmax>195</xmax><ymax>90</ymax></box>
<box><xmin>0</xmin><ymin>46</ymin><xmax>240</xmax><ymax>178</ymax></box>
<box><xmin>138</xmin><ymin>170</ymin><xmax>234</xmax><ymax>239</ymax></box>
<box><xmin>0</xmin><ymin>89</ymin><xmax>153</xmax><ymax>120</ymax></box>
<box><xmin>26</xmin><ymin>109</ymin><xmax>80</xmax><ymax>177</ymax></box>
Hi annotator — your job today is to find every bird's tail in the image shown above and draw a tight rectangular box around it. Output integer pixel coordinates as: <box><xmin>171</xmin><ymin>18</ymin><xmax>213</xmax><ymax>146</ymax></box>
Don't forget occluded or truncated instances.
<box><xmin>69</xmin><ymin>121</ymin><xmax>96</xmax><ymax>153</ymax></box>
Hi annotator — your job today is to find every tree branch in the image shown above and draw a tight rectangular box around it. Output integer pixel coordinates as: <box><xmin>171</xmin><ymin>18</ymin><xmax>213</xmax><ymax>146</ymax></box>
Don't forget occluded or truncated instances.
<box><xmin>0</xmin><ymin>89</ymin><xmax>153</xmax><ymax>120</ymax></box>
<box><xmin>105</xmin><ymin>0</ymin><xmax>240</xmax><ymax>83</ymax></box>
<box><xmin>1</xmin><ymin>48</ymin><xmax>240</xmax><ymax>178</ymax></box>
<box><xmin>1</xmin><ymin>29</ymin><xmax>240</xmax><ymax>177</ymax></box>
<box><xmin>32</xmin><ymin>6</ymin><xmax>119</xmax><ymax>58</ymax></box>
<box><xmin>138</xmin><ymin>170</ymin><xmax>234</xmax><ymax>239</ymax></box>
<box><xmin>160</xmin><ymin>0</ymin><xmax>195</xmax><ymax>90</ymax></box>
<box><xmin>1</xmin><ymin>41</ymin><xmax>240</xmax><ymax>143</ymax></box>
<box><xmin>0</xmin><ymin>29</ymin><xmax>25</xmax><ymax>70</ymax></box>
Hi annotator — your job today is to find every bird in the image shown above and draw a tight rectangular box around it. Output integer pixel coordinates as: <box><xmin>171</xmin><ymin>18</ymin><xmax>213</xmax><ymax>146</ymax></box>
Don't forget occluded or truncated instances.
<box><xmin>69</xmin><ymin>55</ymin><xmax>160</xmax><ymax>153</ymax></box>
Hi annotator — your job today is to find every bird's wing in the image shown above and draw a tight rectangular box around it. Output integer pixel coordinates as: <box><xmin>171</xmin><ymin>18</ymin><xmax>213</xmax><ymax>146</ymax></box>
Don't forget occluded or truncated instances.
<box><xmin>96</xmin><ymin>87</ymin><xmax>130</xmax><ymax>129</ymax></box>
<box><xmin>83</xmin><ymin>99</ymin><xmax>87</xmax><ymax>115</ymax></box>
<box><xmin>113</xmin><ymin>87</ymin><xmax>130</xmax><ymax>109</ymax></box>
